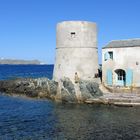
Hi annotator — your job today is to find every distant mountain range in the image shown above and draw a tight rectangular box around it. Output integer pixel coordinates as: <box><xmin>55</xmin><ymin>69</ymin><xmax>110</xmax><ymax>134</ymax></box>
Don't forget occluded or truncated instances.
<box><xmin>0</xmin><ymin>59</ymin><xmax>41</xmax><ymax>65</ymax></box>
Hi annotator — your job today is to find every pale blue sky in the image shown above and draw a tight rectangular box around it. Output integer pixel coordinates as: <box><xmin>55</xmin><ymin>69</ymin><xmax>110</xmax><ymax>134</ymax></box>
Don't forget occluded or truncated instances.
<box><xmin>0</xmin><ymin>0</ymin><xmax>140</xmax><ymax>64</ymax></box>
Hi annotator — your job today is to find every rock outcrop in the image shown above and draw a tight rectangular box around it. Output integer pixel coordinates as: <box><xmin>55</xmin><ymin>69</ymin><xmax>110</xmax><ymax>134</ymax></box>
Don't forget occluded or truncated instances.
<box><xmin>0</xmin><ymin>77</ymin><xmax>103</xmax><ymax>103</ymax></box>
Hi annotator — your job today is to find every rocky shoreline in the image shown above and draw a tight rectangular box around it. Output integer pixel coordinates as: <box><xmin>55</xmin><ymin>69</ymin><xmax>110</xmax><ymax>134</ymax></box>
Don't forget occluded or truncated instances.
<box><xmin>0</xmin><ymin>77</ymin><xmax>103</xmax><ymax>103</ymax></box>
<box><xmin>0</xmin><ymin>77</ymin><xmax>140</xmax><ymax>106</ymax></box>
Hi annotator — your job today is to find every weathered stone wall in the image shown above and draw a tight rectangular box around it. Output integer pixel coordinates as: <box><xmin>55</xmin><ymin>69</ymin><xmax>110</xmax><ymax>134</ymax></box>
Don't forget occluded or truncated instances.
<box><xmin>53</xmin><ymin>21</ymin><xmax>98</xmax><ymax>82</ymax></box>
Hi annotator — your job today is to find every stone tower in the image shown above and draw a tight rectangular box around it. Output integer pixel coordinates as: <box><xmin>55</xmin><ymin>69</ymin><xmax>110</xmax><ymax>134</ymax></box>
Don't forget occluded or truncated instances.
<box><xmin>53</xmin><ymin>21</ymin><xmax>98</xmax><ymax>82</ymax></box>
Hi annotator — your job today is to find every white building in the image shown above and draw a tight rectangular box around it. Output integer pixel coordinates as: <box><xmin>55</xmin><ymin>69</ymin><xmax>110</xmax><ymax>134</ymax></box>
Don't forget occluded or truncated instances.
<box><xmin>102</xmin><ymin>39</ymin><xmax>140</xmax><ymax>89</ymax></box>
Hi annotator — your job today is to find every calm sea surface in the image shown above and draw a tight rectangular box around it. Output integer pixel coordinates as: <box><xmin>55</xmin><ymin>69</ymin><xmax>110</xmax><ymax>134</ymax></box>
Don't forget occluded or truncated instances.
<box><xmin>0</xmin><ymin>65</ymin><xmax>140</xmax><ymax>140</ymax></box>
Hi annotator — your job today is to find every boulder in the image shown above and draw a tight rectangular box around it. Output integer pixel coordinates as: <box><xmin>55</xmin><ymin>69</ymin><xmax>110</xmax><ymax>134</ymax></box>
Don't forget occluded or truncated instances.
<box><xmin>79</xmin><ymin>80</ymin><xmax>103</xmax><ymax>101</ymax></box>
<box><xmin>60</xmin><ymin>78</ymin><xmax>77</xmax><ymax>103</ymax></box>
<box><xmin>48</xmin><ymin>80</ymin><xmax>58</xmax><ymax>96</ymax></box>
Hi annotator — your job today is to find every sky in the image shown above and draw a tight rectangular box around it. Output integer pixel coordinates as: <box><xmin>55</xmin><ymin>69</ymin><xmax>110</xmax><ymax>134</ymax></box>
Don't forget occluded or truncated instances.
<box><xmin>0</xmin><ymin>0</ymin><xmax>140</xmax><ymax>64</ymax></box>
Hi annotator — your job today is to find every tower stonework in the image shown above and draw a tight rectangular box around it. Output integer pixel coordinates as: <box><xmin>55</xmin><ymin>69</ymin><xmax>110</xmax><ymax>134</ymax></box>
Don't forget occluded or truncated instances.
<box><xmin>53</xmin><ymin>21</ymin><xmax>98</xmax><ymax>82</ymax></box>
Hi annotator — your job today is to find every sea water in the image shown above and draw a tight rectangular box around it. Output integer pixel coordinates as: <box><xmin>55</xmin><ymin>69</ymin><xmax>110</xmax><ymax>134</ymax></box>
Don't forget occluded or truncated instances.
<box><xmin>0</xmin><ymin>65</ymin><xmax>140</xmax><ymax>140</ymax></box>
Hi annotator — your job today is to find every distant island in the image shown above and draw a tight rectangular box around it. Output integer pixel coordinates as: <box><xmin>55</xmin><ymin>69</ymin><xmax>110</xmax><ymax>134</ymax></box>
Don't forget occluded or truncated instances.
<box><xmin>0</xmin><ymin>58</ymin><xmax>41</xmax><ymax>65</ymax></box>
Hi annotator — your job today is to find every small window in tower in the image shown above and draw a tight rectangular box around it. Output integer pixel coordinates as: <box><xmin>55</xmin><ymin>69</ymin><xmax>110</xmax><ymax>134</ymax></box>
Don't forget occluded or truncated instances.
<box><xmin>71</xmin><ymin>32</ymin><xmax>76</xmax><ymax>38</ymax></box>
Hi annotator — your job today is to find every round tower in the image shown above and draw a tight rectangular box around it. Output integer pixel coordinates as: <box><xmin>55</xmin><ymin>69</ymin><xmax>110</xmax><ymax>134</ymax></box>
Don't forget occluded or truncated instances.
<box><xmin>53</xmin><ymin>21</ymin><xmax>98</xmax><ymax>82</ymax></box>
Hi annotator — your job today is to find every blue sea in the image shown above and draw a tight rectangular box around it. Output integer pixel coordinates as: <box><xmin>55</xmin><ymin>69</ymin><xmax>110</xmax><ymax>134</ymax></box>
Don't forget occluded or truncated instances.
<box><xmin>0</xmin><ymin>65</ymin><xmax>140</xmax><ymax>140</ymax></box>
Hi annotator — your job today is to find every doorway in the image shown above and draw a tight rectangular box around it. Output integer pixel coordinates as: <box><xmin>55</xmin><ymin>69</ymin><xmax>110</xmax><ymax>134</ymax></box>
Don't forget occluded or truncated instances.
<box><xmin>115</xmin><ymin>69</ymin><xmax>126</xmax><ymax>86</ymax></box>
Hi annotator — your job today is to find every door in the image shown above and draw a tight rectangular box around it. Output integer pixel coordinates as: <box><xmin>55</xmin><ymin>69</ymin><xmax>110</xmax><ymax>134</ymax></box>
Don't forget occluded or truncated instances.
<box><xmin>115</xmin><ymin>69</ymin><xmax>126</xmax><ymax>86</ymax></box>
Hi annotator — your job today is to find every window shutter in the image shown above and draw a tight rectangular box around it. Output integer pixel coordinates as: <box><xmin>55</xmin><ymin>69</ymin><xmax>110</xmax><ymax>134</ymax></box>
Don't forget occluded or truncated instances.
<box><xmin>104</xmin><ymin>52</ymin><xmax>110</xmax><ymax>61</ymax></box>
<box><xmin>106</xmin><ymin>69</ymin><xmax>112</xmax><ymax>86</ymax></box>
<box><xmin>104</xmin><ymin>53</ymin><xmax>107</xmax><ymax>61</ymax></box>
<box><xmin>126</xmin><ymin>69</ymin><xmax>133</xmax><ymax>86</ymax></box>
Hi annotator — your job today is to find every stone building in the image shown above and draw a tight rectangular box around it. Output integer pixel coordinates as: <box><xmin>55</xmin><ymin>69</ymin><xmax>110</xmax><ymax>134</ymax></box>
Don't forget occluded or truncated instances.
<box><xmin>53</xmin><ymin>21</ymin><xmax>99</xmax><ymax>82</ymax></box>
<box><xmin>102</xmin><ymin>39</ymin><xmax>140</xmax><ymax>88</ymax></box>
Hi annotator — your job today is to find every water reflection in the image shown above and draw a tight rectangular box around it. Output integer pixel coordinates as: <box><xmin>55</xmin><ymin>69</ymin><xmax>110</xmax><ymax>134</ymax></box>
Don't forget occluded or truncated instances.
<box><xmin>0</xmin><ymin>95</ymin><xmax>140</xmax><ymax>139</ymax></box>
<box><xmin>54</xmin><ymin>103</ymin><xmax>140</xmax><ymax>140</ymax></box>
